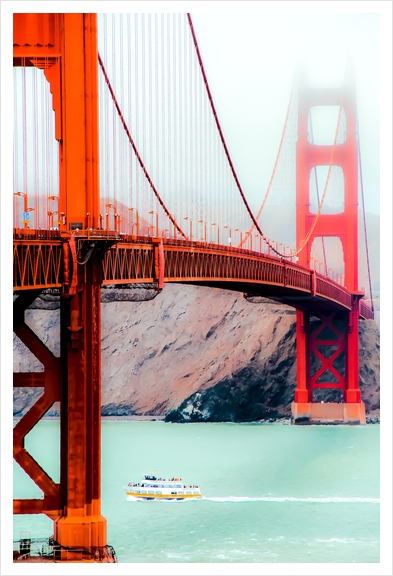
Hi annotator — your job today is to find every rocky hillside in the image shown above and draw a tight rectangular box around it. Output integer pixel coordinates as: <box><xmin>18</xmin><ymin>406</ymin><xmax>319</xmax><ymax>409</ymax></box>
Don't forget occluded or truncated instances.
<box><xmin>13</xmin><ymin>285</ymin><xmax>380</xmax><ymax>422</ymax></box>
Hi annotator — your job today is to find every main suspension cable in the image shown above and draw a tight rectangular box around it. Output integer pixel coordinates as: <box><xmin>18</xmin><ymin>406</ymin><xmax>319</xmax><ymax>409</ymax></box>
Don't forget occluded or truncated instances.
<box><xmin>188</xmin><ymin>13</ymin><xmax>339</xmax><ymax>261</ymax></box>
<box><xmin>98</xmin><ymin>51</ymin><xmax>187</xmax><ymax>239</ymax></box>
<box><xmin>187</xmin><ymin>13</ymin><xmax>281</xmax><ymax>256</ymax></box>
<box><xmin>241</xmin><ymin>82</ymin><xmax>295</xmax><ymax>249</ymax></box>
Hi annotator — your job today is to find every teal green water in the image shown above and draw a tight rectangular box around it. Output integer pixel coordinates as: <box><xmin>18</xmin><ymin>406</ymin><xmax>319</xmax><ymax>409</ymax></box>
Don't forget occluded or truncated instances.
<box><xmin>13</xmin><ymin>421</ymin><xmax>380</xmax><ymax>563</ymax></box>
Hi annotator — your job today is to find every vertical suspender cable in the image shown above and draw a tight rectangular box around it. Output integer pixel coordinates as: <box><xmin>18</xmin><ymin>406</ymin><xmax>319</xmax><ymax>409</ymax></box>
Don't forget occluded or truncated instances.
<box><xmin>167</xmin><ymin>17</ymin><xmax>172</xmax><ymax>226</ymax></box>
<box><xmin>119</xmin><ymin>14</ymin><xmax>124</xmax><ymax>229</ymax></box>
<box><xmin>148</xmin><ymin>15</ymin><xmax>154</xmax><ymax>221</ymax></box>
<box><xmin>45</xmin><ymin>63</ymin><xmax>49</xmax><ymax>228</ymax></box>
<box><xmin>178</xmin><ymin>16</ymin><xmax>183</xmax><ymax>235</ymax></box>
<box><xmin>127</xmin><ymin>14</ymin><xmax>132</xmax><ymax>231</ymax></box>
<box><xmin>33</xmin><ymin>69</ymin><xmax>39</xmax><ymax>226</ymax></box>
<box><xmin>135</xmin><ymin>15</ymin><xmax>140</xmax><ymax>222</ymax></box>
<box><xmin>104</xmin><ymin>14</ymin><xmax>108</xmax><ymax>217</ymax></box>
<box><xmin>196</xmin><ymin>39</ymin><xmax>201</xmax><ymax>229</ymax></box>
<box><xmin>173</xmin><ymin>16</ymin><xmax>178</xmax><ymax>226</ymax></box>
<box><xmin>154</xmin><ymin>15</ymin><xmax>158</xmax><ymax>232</ymax></box>
<box><xmin>356</xmin><ymin>116</ymin><xmax>374</xmax><ymax>310</ymax></box>
<box><xmin>161</xmin><ymin>16</ymin><xmax>166</xmax><ymax>234</ymax></box>
<box><xmin>112</xmin><ymin>15</ymin><xmax>117</xmax><ymax>224</ymax></box>
<box><xmin>178</xmin><ymin>14</ymin><xmax>183</xmax><ymax>228</ymax></box>
<box><xmin>189</xmin><ymin>35</ymin><xmax>192</xmax><ymax>228</ymax></box>
<box><xmin>141</xmin><ymin>14</ymin><xmax>147</xmax><ymax>219</ymax></box>
<box><xmin>22</xmin><ymin>65</ymin><xmax>27</xmax><ymax>218</ymax></box>
<box><xmin>14</xmin><ymin>70</ymin><xmax>19</xmax><ymax>228</ymax></box>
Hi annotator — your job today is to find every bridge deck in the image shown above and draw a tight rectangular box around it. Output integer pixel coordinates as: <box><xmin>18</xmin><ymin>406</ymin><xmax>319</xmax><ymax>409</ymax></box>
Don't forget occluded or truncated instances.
<box><xmin>13</xmin><ymin>232</ymin><xmax>373</xmax><ymax>320</ymax></box>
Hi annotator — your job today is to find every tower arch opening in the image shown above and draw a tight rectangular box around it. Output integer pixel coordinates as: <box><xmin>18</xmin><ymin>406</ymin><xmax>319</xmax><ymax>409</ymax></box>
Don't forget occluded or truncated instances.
<box><xmin>309</xmin><ymin>165</ymin><xmax>345</xmax><ymax>214</ymax></box>
<box><xmin>308</xmin><ymin>106</ymin><xmax>346</xmax><ymax>145</ymax></box>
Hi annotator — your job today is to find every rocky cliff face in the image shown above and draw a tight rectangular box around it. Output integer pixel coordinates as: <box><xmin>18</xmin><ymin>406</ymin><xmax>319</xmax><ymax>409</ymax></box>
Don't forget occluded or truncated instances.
<box><xmin>13</xmin><ymin>285</ymin><xmax>380</xmax><ymax>421</ymax></box>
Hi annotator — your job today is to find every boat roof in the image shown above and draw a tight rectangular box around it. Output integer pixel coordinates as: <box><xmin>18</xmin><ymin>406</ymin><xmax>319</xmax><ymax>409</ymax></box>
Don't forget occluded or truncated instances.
<box><xmin>143</xmin><ymin>474</ymin><xmax>182</xmax><ymax>481</ymax></box>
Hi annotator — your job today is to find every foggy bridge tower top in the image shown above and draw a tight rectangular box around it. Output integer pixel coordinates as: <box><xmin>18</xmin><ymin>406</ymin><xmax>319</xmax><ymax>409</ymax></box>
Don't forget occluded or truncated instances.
<box><xmin>296</xmin><ymin>60</ymin><xmax>359</xmax><ymax>293</ymax></box>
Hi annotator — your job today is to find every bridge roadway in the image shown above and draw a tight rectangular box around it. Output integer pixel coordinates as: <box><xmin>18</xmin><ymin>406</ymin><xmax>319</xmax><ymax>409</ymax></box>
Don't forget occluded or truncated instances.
<box><xmin>13</xmin><ymin>230</ymin><xmax>373</xmax><ymax>320</ymax></box>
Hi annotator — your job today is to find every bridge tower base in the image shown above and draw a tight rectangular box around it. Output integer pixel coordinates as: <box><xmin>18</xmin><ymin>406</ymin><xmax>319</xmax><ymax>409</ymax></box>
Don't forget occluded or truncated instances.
<box><xmin>291</xmin><ymin>402</ymin><xmax>365</xmax><ymax>425</ymax></box>
<box><xmin>13</xmin><ymin>248</ymin><xmax>115</xmax><ymax>562</ymax></box>
<box><xmin>292</xmin><ymin>308</ymin><xmax>365</xmax><ymax>425</ymax></box>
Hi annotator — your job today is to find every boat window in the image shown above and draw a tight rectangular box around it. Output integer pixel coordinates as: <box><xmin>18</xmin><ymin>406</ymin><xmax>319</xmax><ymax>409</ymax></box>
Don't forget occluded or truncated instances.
<box><xmin>148</xmin><ymin>491</ymin><xmax>154</xmax><ymax>494</ymax></box>
<box><xmin>156</xmin><ymin>491</ymin><xmax>162</xmax><ymax>494</ymax></box>
<box><xmin>171</xmin><ymin>491</ymin><xmax>177</xmax><ymax>495</ymax></box>
<box><xmin>186</xmin><ymin>491</ymin><xmax>191</xmax><ymax>494</ymax></box>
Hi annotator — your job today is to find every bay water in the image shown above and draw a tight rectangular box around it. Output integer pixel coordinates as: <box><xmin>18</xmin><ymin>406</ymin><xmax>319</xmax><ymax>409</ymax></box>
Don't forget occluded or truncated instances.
<box><xmin>13</xmin><ymin>420</ymin><xmax>381</xmax><ymax>569</ymax></box>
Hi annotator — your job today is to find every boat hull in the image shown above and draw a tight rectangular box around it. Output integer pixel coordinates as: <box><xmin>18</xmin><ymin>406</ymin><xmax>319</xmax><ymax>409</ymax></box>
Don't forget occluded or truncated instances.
<box><xmin>125</xmin><ymin>491</ymin><xmax>202</xmax><ymax>501</ymax></box>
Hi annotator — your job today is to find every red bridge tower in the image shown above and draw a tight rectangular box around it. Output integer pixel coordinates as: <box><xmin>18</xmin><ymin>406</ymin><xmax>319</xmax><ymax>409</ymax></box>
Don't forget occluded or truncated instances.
<box><xmin>13</xmin><ymin>13</ymin><xmax>113</xmax><ymax>561</ymax></box>
<box><xmin>292</xmin><ymin>65</ymin><xmax>366</xmax><ymax>424</ymax></box>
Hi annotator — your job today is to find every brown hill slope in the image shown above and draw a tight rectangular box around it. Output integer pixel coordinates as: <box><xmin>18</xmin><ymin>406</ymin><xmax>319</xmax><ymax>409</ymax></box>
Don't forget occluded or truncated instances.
<box><xmin>13</xmin><ymin>285</ymin><xmax>380</xmax><ymax>421</ymax></box>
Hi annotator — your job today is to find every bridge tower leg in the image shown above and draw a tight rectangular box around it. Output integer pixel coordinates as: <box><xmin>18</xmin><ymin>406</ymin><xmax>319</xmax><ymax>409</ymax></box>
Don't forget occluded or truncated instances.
<box><xmin>292</xmin><ymin>64</ymin><xmax>365</xmax><ymax>424</ymax></box>
<box><xmin>13</xmin><ymin>13</ymin><xmax>113</xmax><ymax>559</ymax></box>
<box><xmin>54</xmin><ymin>247</ymin><xmax>108</xmax><ymax>556</ymax></box>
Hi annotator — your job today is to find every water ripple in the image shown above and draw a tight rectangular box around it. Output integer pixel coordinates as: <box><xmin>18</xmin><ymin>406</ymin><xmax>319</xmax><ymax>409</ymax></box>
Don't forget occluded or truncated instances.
<box><xmin>203</xmin><ymin>496</ymin><xmax>379</xmax><ymax>503</ymax></box>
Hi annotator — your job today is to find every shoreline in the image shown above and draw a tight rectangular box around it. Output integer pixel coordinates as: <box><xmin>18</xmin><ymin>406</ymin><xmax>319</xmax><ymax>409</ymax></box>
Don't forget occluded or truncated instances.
<box><xmin>12</xmin><ymin>415</ymin><xmax>166</xmax><ymax>422</ymax></box>
<box><xmin>13</xmin><ymin>414</ymin><xmax>380</xmax><ymax>424</ymax></box>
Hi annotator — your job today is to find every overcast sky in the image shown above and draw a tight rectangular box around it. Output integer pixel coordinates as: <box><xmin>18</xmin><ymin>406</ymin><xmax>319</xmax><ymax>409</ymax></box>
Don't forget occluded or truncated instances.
<box><xmin>3</xmin><ymin>1</ymin><xmax>390</xmax><ymax>219</ymax></box>
<box><xmin>1</xmin><ymin>3</ymin><xmax>392</xmax><ymax>575</ymax></box>
<box><xmin>191</xmin><ymin>10</ymin><xmax>381</xmax><ymax>215</ymax></box>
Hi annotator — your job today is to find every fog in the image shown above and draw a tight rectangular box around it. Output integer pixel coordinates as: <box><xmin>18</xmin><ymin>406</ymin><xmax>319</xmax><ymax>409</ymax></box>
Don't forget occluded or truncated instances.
<box><xmin>191</xmin><ymin>10</ymin><xmax>381</xmax><ymax>215</ymax></box>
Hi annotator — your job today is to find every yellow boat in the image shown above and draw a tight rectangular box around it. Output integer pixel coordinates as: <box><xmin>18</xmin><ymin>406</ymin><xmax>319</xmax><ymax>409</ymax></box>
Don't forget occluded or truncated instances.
<box><xmin>124</xmin><ymin>474</ymin><xmax>202</xmax><ymax>501</ymax></box>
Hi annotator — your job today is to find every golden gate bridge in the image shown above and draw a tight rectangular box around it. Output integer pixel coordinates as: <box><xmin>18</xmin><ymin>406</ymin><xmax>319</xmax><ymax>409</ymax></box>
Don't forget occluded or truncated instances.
<box><xmin>12</xmin><ymin>13</ymin><xmax>374</xmax><ymax>562</ymax></box>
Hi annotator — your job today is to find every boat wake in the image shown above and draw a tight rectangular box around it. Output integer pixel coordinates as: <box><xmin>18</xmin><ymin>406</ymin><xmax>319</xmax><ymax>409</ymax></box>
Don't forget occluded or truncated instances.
<box><xmin>203</xmin><ymin>496</ymin><xmax>380</xmax><ymax>504</ymax></box>
<box><xmin>125</xmin><ymin>494</ymin><xmax>379</xmax><ymax>504</ymax></box>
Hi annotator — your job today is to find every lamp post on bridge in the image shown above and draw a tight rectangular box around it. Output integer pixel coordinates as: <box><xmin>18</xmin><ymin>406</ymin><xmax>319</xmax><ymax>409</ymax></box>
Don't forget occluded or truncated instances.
<box><xmin>197</xmin><ymin>219</ymin><xmax>207</xmax><ymax>242</ymax></box>
<box><xmin>14</xmin><ymin>191</ymin><xmax>34</xmax><ymax>229</ymax></box>
<box><xmin>149</xmin><ymin>210</ymin><xmax>159</xmax><ymax>237</ymax></box>
<box><xmin>234</xmin><ymin>228</ymin><xmax>243</xmax><ymax>247</ymax></box>
<box><xmin>105</xmin><ymin>203</ymin><xmax>117</xmax><ymax>231</ymax></box>
<box><xmin>211</xmin><ymin>223</ymin><xmax>220</xmax><ymax>245</ymax></box>
<box><xmin>254</xmin><ymin>234</ymin><xmax>262</xmax><ymax>253</ymax></box>
<box><xmin>161</xmin><ymin>228</ymin><xmax>169</xmax><ymax>238</ymax></box>
<box><xmin>48</xmin><ymin>210</ymin><xmax>58</xmax><ymax>229</ymax></box>
<box><xmin>128</xmin><ymin>207</ymin><xmax>140</xmax><ymax>236</ymax></box>
<box><xmin>48</xmin><ymin>195</ymin><xmax>59</xmax><ymax>230</ymax></box>
<box><xmin>223</xmin><ymin>225</ymin><xmax>232</xmax><ymax>246</ymax></box>
<box><xmin>183</xmin><ymin>217</ymin><xmax>193</xmax><ymax>241</ymax></box>
<box><xmin>48</xmin><ymin>195</ymin><xmax>59</xmax><ymax>207</ymax></box>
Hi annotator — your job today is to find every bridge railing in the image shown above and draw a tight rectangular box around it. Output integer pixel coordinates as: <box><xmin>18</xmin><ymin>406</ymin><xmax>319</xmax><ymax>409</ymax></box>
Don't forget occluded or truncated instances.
<box><xmin>315</xmin><ymin>275</ymin><xmax>352</xmax><ymax>310</ymax></box>
<box><xmin>359</xmin><ymin>300</ymin><xmax>374</xmax><ymax>320</ymax></box>
<box><xmin>13</xmin><ymin>232</ymin><xmax>373</xmax><ymax>320</ymax></box>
